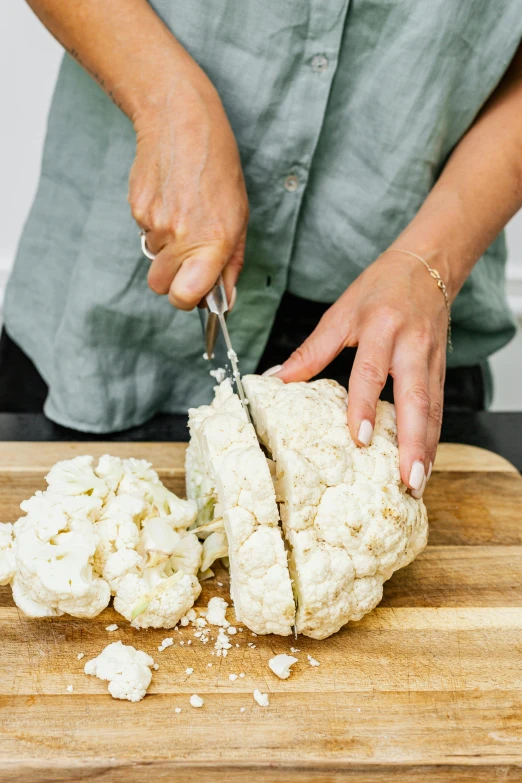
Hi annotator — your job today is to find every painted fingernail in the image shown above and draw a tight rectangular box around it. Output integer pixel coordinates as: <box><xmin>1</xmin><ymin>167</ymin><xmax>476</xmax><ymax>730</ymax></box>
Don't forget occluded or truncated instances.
<box><xmin>427</xmin><ymin>461</ymin><xmax>433</xmax><ymax>481</ymax></box>
<box><xmin>229</xmin><ymin>286</ymin><xmax>237</xmax><ymax>311</ymax></box>
<box><xmin>409</xmin><ymin>460</ymin><xmax>425</xmax><ymax>491</ymax></box>
<box><xmin>262</xmin><ymin>365</ymin><xmax>283</xmax><ymax>377</ymax></box>
<box><xmin>358</xmin><ymin>420</ymin><xmax>373</xmax><ymax>447</ymax></box>
<box><xmin>411</xmin><ymin>475</ymin><xmax>427</xmax><ymax>499</ymax></box>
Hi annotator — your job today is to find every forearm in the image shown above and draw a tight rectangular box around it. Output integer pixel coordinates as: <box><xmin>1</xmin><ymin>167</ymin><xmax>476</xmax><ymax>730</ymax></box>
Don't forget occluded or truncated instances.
<box><xmin>389</xmin><ymin>42</ymin><xmax>522</xmax><ymax>300</ymax></box>
<box><xmin>25</xmin><ymin>0</ymin><xmax>215</xmax><ymax>125</ymax></box>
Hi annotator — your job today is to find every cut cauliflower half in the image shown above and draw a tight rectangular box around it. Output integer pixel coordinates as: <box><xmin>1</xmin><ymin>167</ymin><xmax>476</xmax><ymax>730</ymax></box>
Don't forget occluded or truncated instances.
<box><xmin>186</xmin><ymin>379</ymin><xmax>295</xmax><ymax>635</ymax></box>
<box><xmin>243</xmin><ymin>375</ymin><xmax>429</xmax><ymax>640</ymax></box>
<box><xmin>84</xmin><ymin>641</ymin><xmax>154</xmax><ymax>702</ymax></box>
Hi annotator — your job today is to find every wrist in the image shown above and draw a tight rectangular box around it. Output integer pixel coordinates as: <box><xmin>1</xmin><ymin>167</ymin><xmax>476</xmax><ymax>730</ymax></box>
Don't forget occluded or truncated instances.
<box><xmin>131</xmin><ymin>60</ymin><xmax>220</xmax><ymax>132</ymax></box>
<box><xmin>385</xmin><ymin>241</ymin><xmax>457</xmax><ymax>302</ymax></box>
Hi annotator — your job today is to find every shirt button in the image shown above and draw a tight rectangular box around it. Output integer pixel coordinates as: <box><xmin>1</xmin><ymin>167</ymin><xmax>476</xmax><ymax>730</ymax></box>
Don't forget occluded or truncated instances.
<box><xmin>311</xmin><ymin>54</ymin><xmax>328</xmax><ymax>73</ymax></box>
<box><xmin>284</xmin><ymin>174</ymin><xmax>299</xmax><ymax>192</ymax></box>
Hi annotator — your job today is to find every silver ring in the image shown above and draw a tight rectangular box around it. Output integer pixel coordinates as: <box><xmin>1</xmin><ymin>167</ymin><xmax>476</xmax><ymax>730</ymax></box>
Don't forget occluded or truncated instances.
<box><xmin>139</xmin><ymin>229</ymin><xmax>156</xmax><ymax>260</ymax></box>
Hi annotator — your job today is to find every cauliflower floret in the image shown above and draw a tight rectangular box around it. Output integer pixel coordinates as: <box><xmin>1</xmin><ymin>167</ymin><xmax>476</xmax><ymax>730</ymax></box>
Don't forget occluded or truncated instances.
<box><xmin>111</xmin><ymin>513</ymin><xmax>202</xmax><ymax>629</ymax></box>
<box><xmin>93</xmin><ymin>494</ymin><xmax>145</xmax><ymax>574</ymax></box>
<box><xmin>84</xmin><ymin>641</ymin><xmax>154</xmax><ymax>702</ymax></box>
<box><xmin>13</xmin><ymin>521</ymin><xmax>110</xmax><ymax>619</ymax></box>
<box><xmin>45</xmin><ymin>455</ymin><xmax>110</xmax><ymax>499</ymax></box>
<box><xmin>187</xmin><ymin>380</ymin><xmax>295</xmax><ymax>636</ymax></box>
<box><xmin>10</xmin><ymin>453</ymin><xmax>198</xmax><ymax>628</ymax></box>
<box><xmin>0</xmin><ymin>523</ymin><xmax>15</xmax><ymax>586</ymax></box>
<box><xmin>113</xmin><ymin>567</ymin><xmax>201</xmax><ymax>629</ymax></box>
<box><xmin>243</xmin><ymin>375</ymin><xmax>428</xmax><ymax>640</ymax></box>
<box><xmin>118</xmin><ymin>460</ymin><xmax>197</xmax><ymax>529</ymax></box>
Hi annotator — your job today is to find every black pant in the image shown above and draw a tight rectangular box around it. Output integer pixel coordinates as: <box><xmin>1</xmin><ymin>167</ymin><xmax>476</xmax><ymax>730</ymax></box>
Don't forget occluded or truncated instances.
<box><xmin>0</xmin><ymin>292</ymin><xmax>485</xmax><ymax>417</ymax></box>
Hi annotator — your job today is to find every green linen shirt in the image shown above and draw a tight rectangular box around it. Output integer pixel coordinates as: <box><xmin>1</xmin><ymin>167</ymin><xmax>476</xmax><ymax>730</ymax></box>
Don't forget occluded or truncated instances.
<box><xmin>6</xmin><ymin>0</ymin><xmax>521</xmax><ymax>432</ymax></box>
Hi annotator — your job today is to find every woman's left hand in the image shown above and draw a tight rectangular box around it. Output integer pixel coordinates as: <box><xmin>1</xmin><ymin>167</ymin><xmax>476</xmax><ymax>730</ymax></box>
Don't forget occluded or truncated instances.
<box><xmin>274</xmin><ymin>251</ymin><xmax>451</xmax><ymax>497</ymax></box>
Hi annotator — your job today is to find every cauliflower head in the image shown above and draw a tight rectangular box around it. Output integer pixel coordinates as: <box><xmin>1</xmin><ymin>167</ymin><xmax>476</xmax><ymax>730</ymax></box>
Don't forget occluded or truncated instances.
<box><xmin>187</xmin><ymin>380</ymin><xmax>295</xmax><ymax>635</ymax></box>
<box><xmin>242</xmin><ymin>375</ymin><xmax>428</xmax><ymax>639</ymax></box>
<box><xmin>0</xmin><ymin>523</ymin><xmax>16</xmax><ymax>586</ymax></box>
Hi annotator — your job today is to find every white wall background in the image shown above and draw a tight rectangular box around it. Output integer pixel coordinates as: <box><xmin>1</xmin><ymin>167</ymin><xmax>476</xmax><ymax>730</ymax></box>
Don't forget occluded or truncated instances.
<box><xmin>1</xmin><ymin>2</ymin><xmax>521</xmax><ymax>409</ymax></box>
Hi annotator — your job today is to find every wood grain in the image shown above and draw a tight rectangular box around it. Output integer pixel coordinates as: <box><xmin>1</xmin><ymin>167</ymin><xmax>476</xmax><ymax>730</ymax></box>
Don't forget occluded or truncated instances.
<box><xmin>0</xmin><ymin>442</ymin><xmax>521</xmax><ymax>782</ymax></box>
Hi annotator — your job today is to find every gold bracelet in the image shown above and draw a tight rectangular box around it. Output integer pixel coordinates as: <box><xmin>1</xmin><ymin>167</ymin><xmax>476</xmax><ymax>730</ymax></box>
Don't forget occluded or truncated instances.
<box><xmin>381</xmin><ymin>248</ymin><xmax>453</xmax><ymax>353</ymax></box>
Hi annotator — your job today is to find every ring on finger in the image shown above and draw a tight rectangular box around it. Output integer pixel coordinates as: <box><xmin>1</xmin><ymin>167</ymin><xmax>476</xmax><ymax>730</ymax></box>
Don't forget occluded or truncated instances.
<box><xmin>139</xmin><ymin>229</ymin><xmax>156</xmax><ymax>261</ymax></box>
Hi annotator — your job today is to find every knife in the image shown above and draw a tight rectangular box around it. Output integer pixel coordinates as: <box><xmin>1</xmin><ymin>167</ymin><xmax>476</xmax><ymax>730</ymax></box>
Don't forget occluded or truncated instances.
<box><xmin>199</xmin><ymin>275</ymin><xmax>251</xmax><ymax>423</ymax></box>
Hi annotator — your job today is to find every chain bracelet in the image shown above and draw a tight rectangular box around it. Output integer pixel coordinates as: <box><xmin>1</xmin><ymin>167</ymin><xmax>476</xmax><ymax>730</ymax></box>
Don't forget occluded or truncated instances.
<box><xmin>380</xmin><ymin>248</ymin><xmax>453</xmax><ymax>353</ymax></box>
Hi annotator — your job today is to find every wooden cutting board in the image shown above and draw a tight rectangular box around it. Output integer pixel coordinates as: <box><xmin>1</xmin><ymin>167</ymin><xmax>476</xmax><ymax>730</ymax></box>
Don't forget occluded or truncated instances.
<box><xmin>0</xmin><ymin>442</ymin><xmax>521</xmax><ymax>782</ymax></box>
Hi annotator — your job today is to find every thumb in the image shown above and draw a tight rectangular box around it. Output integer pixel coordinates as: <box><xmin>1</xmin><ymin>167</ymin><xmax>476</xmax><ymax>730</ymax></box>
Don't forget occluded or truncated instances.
<box><xmin>276</xmin><ymin>309</ymin><xmax>348</xmax><ymax>382</ymax></box>
<box><xmin>168</xmin><ymin>244</ymin><xmax>230</xmax><ymax>311</ymax></box>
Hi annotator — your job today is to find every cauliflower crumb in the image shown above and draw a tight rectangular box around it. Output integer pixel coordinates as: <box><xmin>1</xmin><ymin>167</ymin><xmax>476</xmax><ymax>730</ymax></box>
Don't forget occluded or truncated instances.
<box><xmin>77</xmin><ymin>652</ymin><xmax>85</xmax><ymax>660</ymax></box>
<box><xmin>290</xmin><ymin>647</ymin><xmax>300</xmax><ymax>653</ymax></box>
<box><xmin>206</xmin><ymin>597</ymin><xmax>230</xmax><ymax>627</ymax></box>
<box><xmin>185</xmin><ymin>667</ymin><xmax>194</xmax><ymax>675</ymax></box>
<box><xmin>228</xmin><ymin>626</ymin><xmax>237</xmax><ymax>635</ymax></box>
<box><xmin>175</xmin><ymin>707</ymin><xmax>182</xmax><ymax>714</ymax></box>
<box><xmin>190</xmin><ymin>694</ymin><xmax>204</xmax><ymax>708</ymax></box>
<box><xmin>268</xmin><ymin>654</ymin><xmax>298</xmax><ymax>679</ymax></box>
<box><xmin>207</xmin><ymin>663</ymin><xmax>212</xmax><ymax>668</ymax></box>
<box><xmin>239</xmin><ymin>673</ymin><xmax>245</xmax><ymax>678</ymax></box>
<box><xmin>240</xmin><ymin>707</ymin><xmax>246</xmax><ymax>713</ymax></box>
<box><xmin>253</xmin><ymin>689</ymin><xmax>269</xmax><ymax>707</ymax></box>
<box><xmin>158</xmin><ymin>637</ymin><xmax>174</xmax><ymax>652</ymax></box>
<box><xmin>153</xmin><ymin>663</ymin><xmax>159</xmax><ymax>671</ymax></box>
<box><xmin>180</xmin><ymin>616</ymin><xmax>189</xmax><ymax>626</ymax></box>
<box><xmin>66</xmin><ymin>685</ymin><xmax>73</xmax><ymax>693</ymax></box>
<box><xmin>307</xmin><ymin>654</ymin><xmax>320</xmax><ymax>667</ymax></box>
<box><xmin>105</xmin><ymin>624</ymin><xmax>118</xmax><ymax>632</ymax></box>
<box><xmin>215</xmin><ymin>628</ymin><xmax>232</xmax><ymax>656</ymax></box>
<box><xmin>229</xmin><ymin>673</ymin><xmax>238</xmax><ymax>681</ymax></box>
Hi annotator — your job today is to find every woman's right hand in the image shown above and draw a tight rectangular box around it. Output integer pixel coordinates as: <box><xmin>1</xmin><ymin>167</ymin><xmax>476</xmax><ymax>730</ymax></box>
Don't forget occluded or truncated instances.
<box><xmin>128</xmin><ymin>75</ymin><xmax>248</xmax><ymax>310</ymax></box>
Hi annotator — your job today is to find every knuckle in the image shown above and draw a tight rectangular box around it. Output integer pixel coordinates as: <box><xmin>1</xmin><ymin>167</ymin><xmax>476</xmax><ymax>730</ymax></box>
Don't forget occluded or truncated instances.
<box><xmin>130</xmin><ymin>199</ymin><xmax>148</xmax><ymax>226</ymax></box>
<box><xmin>409</xmin><ymin>435</ymin><xmax>427</xmax><ymax>453</ymax></box>
<box><xmin>428</xmin><ymin>398</ymin><xmax>443</xmax><ymax>427</ymax></box>
<box><xmin>410</xmin><ymin>328</ymin><xmax>434</xmax><ymax>352</ymax></box>
<box><xmin>375</xmin><ymin>306</ymin><xmax>404</xmax><ymax>335</ymax></box>
<box><xmin>354</xmin><ymin>358</ymin><xmax>387</xmax><ymax>389</ymax></box>
<box><xmin>405</xmin><ymin>385</ymin><xmax>431</xmax><ymax>417</ymax></box>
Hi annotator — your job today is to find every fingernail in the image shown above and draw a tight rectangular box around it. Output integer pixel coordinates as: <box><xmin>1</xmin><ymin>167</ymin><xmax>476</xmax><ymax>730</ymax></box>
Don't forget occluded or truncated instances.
<box><xmin>411</xmin><ymin>474</ymin><xmax>427</xmax><ymax>499</ymax></box>
<box><xmin>357</xmin><ymin>420</ymin><xmax>373</xmax><ymax>447</ymax></box>
<box><xmin>229</xmin><ymin>286</ymin><xmax>237</xmax><ymax>311</ymax></box>
<box><xmin>427</xmin><ymin>461</ymin><xmax>433</xmax><ymax>481</ymax></box>
<box><xmin>409</xmin><ymin>460</ymin><xmax>425</xmax><ymax>491</ymax></box>
<box><xmin>262</xmin><ymin>365</ymin><xmax>283</xmax><ymax>377</ymax></box>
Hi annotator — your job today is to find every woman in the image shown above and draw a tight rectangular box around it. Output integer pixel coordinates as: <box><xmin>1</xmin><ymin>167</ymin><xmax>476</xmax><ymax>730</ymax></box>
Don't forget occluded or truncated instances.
<box><xmin>2</xmin><ymin>0</ymin><xmax>522</xmax><ymax>500</ymax></box>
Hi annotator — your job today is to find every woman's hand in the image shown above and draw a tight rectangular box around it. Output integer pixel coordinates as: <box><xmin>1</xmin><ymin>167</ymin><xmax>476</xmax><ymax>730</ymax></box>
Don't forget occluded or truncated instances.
<box><xmin>274</xmin><ymin>251</ymin><xmax>451</xmax><ymax>496</ymax></box>
<box><xmin>129</xmin><ymin>77</ymin><xmax>248</xmax><ymax>309</ymax></box>
<box><xmin>25</xmin><ymin>0</ymin><xmax>248</xmax><ymax>310</ymax></box>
